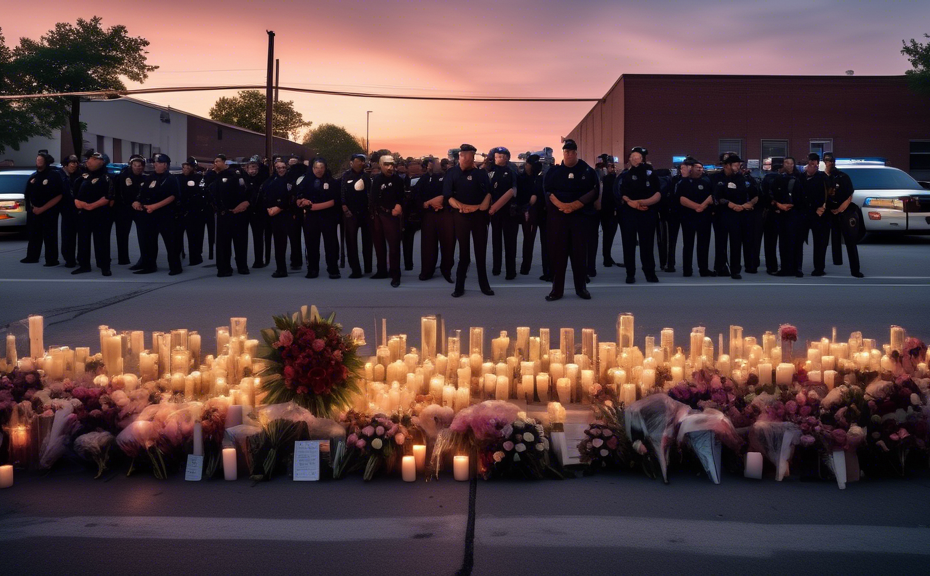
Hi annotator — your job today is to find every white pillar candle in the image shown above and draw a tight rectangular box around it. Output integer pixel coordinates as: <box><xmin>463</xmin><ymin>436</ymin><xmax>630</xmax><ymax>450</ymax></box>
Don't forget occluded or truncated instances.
<box><xmin>413</xmin><ymin>445</ymin><xmax>427</xmax><ymax>472</ymax></box>
<box><xmin>495</xmin><ymin>376</ymin><xmax>510</xmax><ymax>401</ymax></box>
<box><xmin>549</xmin><ymin>363</ymin><xmax>564</xmax><ymax>383</ymax></box>
<box><xmin>642</xmin><ymin>368</ymin><xmax>656</xmax><ymax>389</ymax></box>
<box><xmin>28</xmin><ymin>315</ymin><xmax>44</xmax><ymax>359</ymax></box>
<box><xmin>522</xmin><ymin>374</ymin><xmax>535</xmax><ymax>402</ymax></box>
<box><xmin>225</xmin><ymin>404</ymin><xmax>243</xmax><ymax>428</ymax></box>
<box><xmin>808</xmin><ymin>348</ymin><xmax>822</xmax><ymax>366</ymax></box>
<box><xmin>216</xmin><ymin>327</ymin><xmax>230</xmax><ymax>357</ymax></box>
<box><xmin>402</xmin><ymin>455</ymin><xmax>416</xmax><ymax>482</ymax></box>
<box><xmin>516</xmin><ymin>327</ymin><xmax>530</xmax><ymax>360</ymax></box>
<box><xmin>560</xmin><ymin>328</ymin><xmax>575</xmax><ymax>361</ymax></box>
<box><xmin>717</xmin><ymin>354</ymin><xmax>731</xmax><ymax>378</ymax></box>
<box><xmin>824</xmin><ymin>370</ymin><xmax>837</xmax><ymax>390</ymax></box>
<box><xmin>529</xmin><ymin>337</ymin><xmax>541</xmax><ymax>362</ymax></box>
<box><xmin>556</xmin><ymin>377</ymin><xmax>571</xmax><ymax>404</ymax></box>
<box><xmin>580</xmin><ymin>370</ymin><xmax>595</xmax><ymax>402</ymax></box>
<box><xmin>421</xmin><ymin>316</ymin><xmax>437</xmax><ymax>361</ymax></box>
<box><xmin>453</xmin><ymin>455</ymin><xmax>469</xmax><ymax>481</ymax></box>
<box><xmin>729</xmin><ymin>325</ymin><xmax>743</xmax><ymax>360</ymax></box>
<box><xmin>193</xmin><ymin>422</ymin><xmax>204</xmax><ymax>456</ymax></box>
<box><xmin>758</xmin><ymin>362</ymin><xmax>773</xmax><ymax>386</ymax></box>
<box><xmin>890</xmin><ymin>325</ymin><xmax>905</xmax><ymax>353</ymax></box>
<box><xmin>547</xmin><ymin>401</ymin><xmax>566</xmax><ymax>425</ymax></box>
<box><xmin>618</xmin><ymin>314</ymin><xmax>634</xmax><ymax>350</ymax></box>
<box><xmin>443</xmin><ymin>384</ymin><xmax>455</xmax><ymax>407</ymax></box>
<box><xmin>744</xmin><ymin>452</ymin><xmax>763</xmax><ymax>479</ymax></box>
<box><xmin>821</xmin><ymin>355</ymin><xmax>835</xmax><ymax>371</ymax></box>
<box><xmin>469</xmin><ymin>327</ymin><xmax>484</xmax><ymax>358</ymax></box>
<box><xmin>775</xmin><ymin>363</ymin><xmax>795</xmax><ymax>386</ymax></box>
<box><xmin>457</xmin><ymin>367</ymin><xmax>472</xmax><ymax>390</ymax></box>
<box><xmin>5</xmin><ymin>333</ymin><xmax>16</xmax><ymax>365</ymax></box>
<box><xmin>619</xmin><ymin>383</ymin><xmax>637</xmax><ymax>405</ymax></box>
<box><xmin>223</xmin><ymin>448</ymin><xmax>237</xmax><ymax>481</ymax></box>
<box><xmin>808</xmin><ymin>370</ymin><xmax>822</xmax><ymax>383</ymax></box>
<box><xmin>535</xmin><ymin>373</ymin><xmax>550</xmax><ymax>403</ymax></box>
<box><xmin>670</xmin><ymin>366</ymin><xmax>684</xmax><ymax>384</ymax></box>
<box><xmin>0</xmin><ymin>464</ymin><xmax>13</xmax><ymax>489</ymax></box>
<box><xmin>690</xmin><ymin>331</ymin><xmax>703</xmax><ymax>363</ymax></box>
<box><xmin>455</xmin><ymin>388</ymin><xmax>470</xmax><ymax>412</ymax></box>
<box><xmin>230</xmin><ymin>317</ymin><xmax>248</xmax><ymax>339</ymax></box>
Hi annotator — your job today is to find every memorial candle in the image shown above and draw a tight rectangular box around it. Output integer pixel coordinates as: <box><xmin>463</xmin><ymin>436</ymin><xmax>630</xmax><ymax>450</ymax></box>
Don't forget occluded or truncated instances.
<box><xmin>495</xmin><ymin>376</ymin><xmax>510</xmax><ymax>401</ymax></box>
<box><xmin>729</xmin><ymin>325</ymin><xmax>743</xmax><ymax>360</ymax></box>
<box><xmin>618</xmin><ymin>314</ymin><xmax>634</xmax><ymax>351</ymax></box>
<box><xmin>690</xmin><ymin>331</ymin><xmax>703</xmax><ymax>362</ymax></box>
<box><xmin>522</xmin><ymin>374</ymin><xmax>535</xmax><ymax>402</ymax></box>
<box><xmin>28</xmin><ymin>315</ymin><xmax>44</xmax><ymax>359</ymax></box>
<box><xmin>0</xmin><ymin>465</ymin><xmax>12</xmax><ymax>489</ymax></box>
<box><xmin>560</xmin><ymin>328</ymin><xmax>575</xmax><ymax>361</ymax></box>
<box><xmin>223</xmin><ymin>448</ymin><xmax>237</xmax><ymax>481</ymax></box>
<box><xmin>516</xmin><ymin>327</ymin><xmax>530</xmax><ymax>360</ymax></box>
<box><xmin>483</xmin><ymin>374</ymin><xmax>497</xmax><ymax>399</ymax></box>
<box><xmin>413</xmin><ymin>444</ymin><xmax>427</xmax><ymax>472</ymax></box>
<box><xmin>216</xmin><ymin>327</ymin><xmax>230</xmax><ymax>357</ymax></box>
<box><xmin>6</xmin><ymin>333</ymin><xmax>17</xmax><ymax>365</ymax></box>
<box><xmin>776</xmin><ymin>363</ymin><xmax>795</xmax><ymax>386</ymax></box>
<box><xmin>890</xmin><ymin>325</ymin><xmax>905</xmax><ymax>353</ymax></box>
<box><xmin>660</xmin><ymin>328</ymin><xmax>674</xmax><ymax>362</ymax></box>
<box><xmin>402</xmin><ymin>455</ymin><xmax>416</xmax><ymax>482</ymax></box>
<box><xmin>421</xmin><ymin>316</ymin><xmax>437</xmax><ymax>361</ymax></box>
<box><xmin>822</xmin><ymin>355</ymin><xmax>835</xmax><ymax>371</ymax></box>
<box><xmin>824</xmin><ymin>370</ymin><xmax>837</xmax><ymax>390</ymax></box>
<box><xmin>556</xmin><ymin>378</ymin><xmax>571</xmax><ymax>404</ymax></box>
<box><xmin>642</xmin><ymin>368</ymin><xmax>656</xmax><ymax>389</ymax></box>
<box><xmin>535</xmin><ymin>373</ymin><xmax>550</xmax><ymax>403</ymax></box>
<box><xmin>189</xmin><ymin>333</ymin><xmax>202</xmax><ymax>366</ymax></box>
<box><xmin>758</xmin><ymin>362</ymin><xmax>772</xmax><ymax>386</ymax></box>
<box><xmin>453</xmin><ymin>455</ymin><xmax>469</xmax><ymax>481</ymax></box>
<box><xmin>443</xmin><ymin>384</ymin><xmax>455</xmax><ymax>407</ymax></box>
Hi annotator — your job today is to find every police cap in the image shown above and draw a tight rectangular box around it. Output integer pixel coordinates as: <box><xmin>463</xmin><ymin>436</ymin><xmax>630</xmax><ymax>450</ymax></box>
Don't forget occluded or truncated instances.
<box><xmin>526</xmin><ymin>154</ymin><xmax>541</xmax><ymax>164</ymax></box>
<box><xmin>492</xmin><ymin>146</ymin><xmax>510</xmax><ymax>157</ymax></box>
<box><xmin>724</xmin><ymin>154</ymin><xmax>742</xmax><ymax>165</ymax></box>
<box><xmin>183</xmin><ymin>157</ymin><xmax>198</xmax><ymax>167</ymax></box>
<box><xmin>215</xmin><ymin>153</ymin><xmax>227</xmax><ymax>162</ymax></box>
<box><xmin>562</xmin><ymin>139</ymin><xmax>577</xmax><ymax>151</ymax></box>
<box><xmin>65</xmin><ymin>155</ymin><xmax>80</xmax><ymax>165</ymax></box>
<box><xmin>459</xmin><ymin>144</ymin><xmax>478</xmax><ymax>153</ymax></box>
<box><xmin>130</xmin><ymin>156</ymin><xmax>145</xmax><ymax>166</ymax></box>
<box><xmin>630</xmin><ymin>146</ymin><xmax>648</xmax><ymax>157</ymax></box>
<box><xmin>154</xmin><ymin>153</ymin><xmax>171</xmax><ymax>164</ymax></box>
<box><xmin>350</xmin><ymin>153</ymin><xmax>367</xmax><ymax>162</ymax></box>
<box><xmin>89</xmin><ymin>151</ymin><xmax>111</xmax><ymax>164</ymax></box>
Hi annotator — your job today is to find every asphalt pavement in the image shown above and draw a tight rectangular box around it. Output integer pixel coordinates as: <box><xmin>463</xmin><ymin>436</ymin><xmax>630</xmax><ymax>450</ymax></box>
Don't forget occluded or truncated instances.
<box><xmin>1</xmin><ymin>227</ymin><xmax>930</xmax><ymax>575</ymax></box>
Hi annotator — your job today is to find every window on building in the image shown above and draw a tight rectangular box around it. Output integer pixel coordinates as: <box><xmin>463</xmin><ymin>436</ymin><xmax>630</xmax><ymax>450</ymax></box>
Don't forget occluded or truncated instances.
<box><xmin>810</xmin><ymin>139</ymin><xmax>833</xmax><ymax>157</ymax></box>
<box><xmin>96</xmin><ymin>135</ymin><xmax>104</xmax><ymax>155</ymax></box>
<box><xmin>761</xmin><ymin>139</ymin><xmax>789</xmax><ymax>161</ymax></box>
<box><xmin>910</xmin><ymin>140</ymin><xmax>930</xmax><ymax>171</ymax></box>
<box><xmin>718</xmin><ymin>139</ymin><xmax>742</xmax><ymax>160</ymax></box>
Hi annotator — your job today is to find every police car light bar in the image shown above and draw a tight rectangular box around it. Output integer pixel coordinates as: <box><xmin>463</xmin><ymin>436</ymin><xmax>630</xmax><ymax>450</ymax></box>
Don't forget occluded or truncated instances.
<box><xmin>835</xmin><ymin>157</ymin><xmax>887</xmax><ymax>165</ymax></box>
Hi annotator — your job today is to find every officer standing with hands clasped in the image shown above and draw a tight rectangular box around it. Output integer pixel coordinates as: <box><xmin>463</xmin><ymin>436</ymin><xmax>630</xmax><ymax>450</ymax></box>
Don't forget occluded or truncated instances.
<box><xmin>212</xmin><ymin>154</ymin><xmax>251</xmax><ymax>277</ymax></box>
<box><xmin>22</xmin><ymin>151</ymin><xmax>63</xmax><ymax>266</ymax></box>
<box><xmin>243</xmin><ymin>156</ymin><xmax>268</xmax><ymax>270</ymax></box>
<box><xmin>444</xmin><ymin>143</ymin><xmax>494</xmax><ymax>297</ymax></box>
<box><xmin>544</xmin><ymin>139</ymin><xmax>598</xmax><ymax>301</ymax></box>
<box><xmin>177</xmin><ymin>157</ymin><xmax>205</xmax><ymax>266</ymax></box>
<box><xmin>369</xmin><ymin>155</ymin><xmax>404</xmax><ymax>287</ymax></box>
<box><xmin>488</xmin><ymin>146</ymin><xmax>519</xmax><ymax>280</ymax></box>
<box><xmin>616</xmin><ymin>146</ymin><xmax>661</xmax><ymax>284</ymax></box>
<box><xmin>72</xmin><ymin>152</ymin><xmax>112</xmax><ymax>276</ymax></box>
<box><xmin>262</xmin><ymin>159</ymin><xmax>295</xmax><ymax>278</ymax></box>
<box><xmin>678</xmin><ymin>159</ymin><xmax>715</xmax><ymax>277</ymax></box>
<box><xmin>341</xmin><ymin>153</ymin><xmax>373</xmax><ymax>278</ymax></box>
<box><xmin>713</xmin><ymin>154</ymin><xmax>758</xmax><ymax>279</ymax></box>
<box><xmin>416</xmin><ymin>157</ymin><xmax>455</xmax><ymax>283</ymax></box>
<box><xmin>134</xmin><ymin>153</ymin><xmax>182</xmax><ymax>276</ymax></box>
<box><xmin>115</xmin><ymin>156</ymin><xmax>145</xmax><ymax>268</ymax></box>
<box><xmin>798</xmin><ymin>153</ymin><xmax>830</xmax><ymax>277</ymax></box>
<box><xmin>58</xmin><ymin>154</ymin><xmax>83</xmax><ymax>268</ymax></box>
<box><xmin>823</xmin><ymin>152</ymin><xmax>863</xmax><ymax>278</ymax></box>
<box><xmin>297</xmin><ymin>158</ymin><xmax>340</xmax><ymax>280</ymax></box>
<box><xmin>516</xmin><ymin>154</ymin><xmax>541</xmax><ymax>276</ymax></box>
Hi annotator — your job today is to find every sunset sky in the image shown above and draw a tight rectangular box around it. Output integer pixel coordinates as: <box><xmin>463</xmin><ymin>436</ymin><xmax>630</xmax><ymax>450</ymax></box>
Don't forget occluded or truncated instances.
<box><xmin>4</xmin><ymin>0</ymin><xmax>930</xmax><ymax>157</ymax></box>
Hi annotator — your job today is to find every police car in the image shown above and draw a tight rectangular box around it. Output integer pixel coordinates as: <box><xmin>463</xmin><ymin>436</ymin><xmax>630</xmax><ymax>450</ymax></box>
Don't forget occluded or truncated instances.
<box><xmin>829</xmin><ymin>159</ymin><xmax>930</xmax><ymax>237</ymax></box>
<box><xmin>0</xmin><ymin>170</ymin><xmax>32</xmax><ymax>232</ymax></box>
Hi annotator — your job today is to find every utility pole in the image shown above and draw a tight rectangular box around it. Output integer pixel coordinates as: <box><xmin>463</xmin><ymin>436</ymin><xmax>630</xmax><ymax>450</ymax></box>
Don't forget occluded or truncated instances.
<box><xmin>275</xmin><ymin>59</ymin><xmax>280</xmax><ymax>102</ymax></box>
<box><xmin>265</xmin><ymin>31</ymin><xmax>275</xmax><ymax>175</ymax></box>
<box><xmin>366</xmin><ymin>110</ymin><xmax>372</xmax><ymax>158</ymax></box>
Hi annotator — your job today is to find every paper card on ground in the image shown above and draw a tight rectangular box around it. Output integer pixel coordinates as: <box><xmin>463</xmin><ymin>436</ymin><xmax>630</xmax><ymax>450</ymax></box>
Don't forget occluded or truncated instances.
<box><xmin>293</xmin><ymin>440</ymin><xmax>320</xmax><ymax>481</ymax></box>
<box><xmin>184</xmin><ymin>454</ymin><xmax>204</xmax><ymax>481</ymax></box>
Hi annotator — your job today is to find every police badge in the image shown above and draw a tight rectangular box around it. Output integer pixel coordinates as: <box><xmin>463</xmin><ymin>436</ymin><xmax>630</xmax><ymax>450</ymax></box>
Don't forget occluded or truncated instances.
<box><xmin>126</xmin><ymin>178</ymin><xmax>133</xmax><ymax>186</ymax></box>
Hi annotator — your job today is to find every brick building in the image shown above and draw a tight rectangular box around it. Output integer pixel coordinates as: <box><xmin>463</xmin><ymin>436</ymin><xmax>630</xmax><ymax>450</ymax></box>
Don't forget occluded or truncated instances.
<box><xmin>566</xmin><ymin>74</ymin><xmax>930</xmax><ymax>179</ymax></box>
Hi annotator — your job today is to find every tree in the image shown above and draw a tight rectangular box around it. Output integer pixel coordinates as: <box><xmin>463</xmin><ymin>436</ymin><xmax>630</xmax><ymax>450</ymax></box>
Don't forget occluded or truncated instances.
<box><xmin>902</xmin><ymin>34</ymin><xmax>930</xmax><ymax>95</ymax></box>
<box><xmin>209</xmin><ymin>90</ymin><xmax>311</xmax><ymax>141</ymax></box>
<box><xmin>11</xmin><ymin>17</ymin><xmax>157</xmax><ymax>157</ymax></box>
<box><xmin>302</xmin><ymin>124</ymin><xmax>364</xmax><ymax>170</ymax></box>
<box><xmin>0</xmin><ymin>29</ymin><xmax>61</xmax><ymax>155</ymax></box>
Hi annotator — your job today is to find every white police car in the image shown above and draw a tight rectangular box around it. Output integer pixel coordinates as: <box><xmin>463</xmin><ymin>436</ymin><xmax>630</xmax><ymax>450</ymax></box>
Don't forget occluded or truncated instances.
<box><xmin>0</xmin><ymin>170</ymin><xmax>32</xmax><ymax>232</ymax></box>
<box><xmin>830</xmin><ymin>159</ymin><xmax>930</xmax><ymax>237</ymax></box>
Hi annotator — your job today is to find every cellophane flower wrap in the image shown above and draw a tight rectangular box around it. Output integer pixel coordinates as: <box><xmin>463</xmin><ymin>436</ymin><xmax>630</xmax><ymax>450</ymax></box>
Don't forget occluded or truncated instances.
<box><xmin>862</xmin><ymin>376</ymin><xmax>929</xmax><ymax>475</ymax></box>
<box><xmin>332</xmin><ymin>410</ymin><xmax>411</xmax><ymax>481</ymax></box>
<box><xmin>485</xmin><ymin>417</ymin><xmax>556</xmax><ymax>480</ymax></box>
<box><xmin>257</xmin><ymin>305</ymin><xmax>362</xmax><ymax>419</ymax></box>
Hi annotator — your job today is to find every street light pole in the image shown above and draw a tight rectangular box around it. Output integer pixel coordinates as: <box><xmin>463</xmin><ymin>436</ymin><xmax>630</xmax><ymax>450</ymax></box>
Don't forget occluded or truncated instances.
<box><xmin>366</xmin><ymin>110</ymin><xmax>372</xmax><ymax>158</ymax></box>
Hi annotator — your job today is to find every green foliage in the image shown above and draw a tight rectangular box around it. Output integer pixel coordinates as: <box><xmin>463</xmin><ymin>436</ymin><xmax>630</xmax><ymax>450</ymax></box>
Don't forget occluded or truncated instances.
<box><xmin>902</xmin><ymin>33</ymin><xmax>930</xmax><ymax>95</ymax></box>
<box><xmin>301</xmin><ymin>123</ymin><xmax>364</xmax><ymax>171</ymax></box>
<box><xmin>209</xmin><ymin>90</ymin><xmax>311</xmax><ymax>141</ymax></box>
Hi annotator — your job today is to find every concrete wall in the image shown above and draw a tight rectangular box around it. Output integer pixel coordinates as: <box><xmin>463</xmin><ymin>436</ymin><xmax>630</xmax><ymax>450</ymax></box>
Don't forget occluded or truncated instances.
<box><xmin>186</xmin><ymin>116</ymin><xmax>311</xmax><ymax>163</ymax></box>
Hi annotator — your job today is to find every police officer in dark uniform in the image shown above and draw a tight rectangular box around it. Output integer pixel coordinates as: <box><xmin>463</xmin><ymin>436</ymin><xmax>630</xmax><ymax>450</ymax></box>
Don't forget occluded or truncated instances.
<box><xmin>401</xmin><ymin>162</ymin><xmax>421</xmax><ymax>272</ymax></box>
<box><xmin>341</xmin><ymin>153</ymin><xmax>373</xmax><ymax>278</ymax></box>
<box><xmin>823</xmin><ymin>152</ymin><xmax>863</xmax><ymax>278</ymax></box>
<box><xmin>759</xmin><ymin>159</ymin><xmax>782</xmax><ymax>275</ymax></box>
<box><xmin>262</xmin><ymin>159</ymin><xmax>295</xmax><ymax>278</ymax></box>
<box><xmin>72</xmin><ymin>152</ymin><xmax>113</xmax><ymax>276</ymax></box>
<box><xmin>535</xmin><ymin>157</ymin><xmax>552</xmax><ymax>282</ymax></box>
<box><xmin>615</xmin><ymin>146</ymin><xmax>662</xmax><ymax>284</ymax></box>
<box><xmin>285</xmin><ymin>156</ymin><xmax>307</xmax><ymax>270</ymax></box>
<box><xmin>297</xmin><ymin>157</ymin><xmax>340</xmax><ymax>279</ymax></box>
<box><xmin>516</xmin><ymin>154</ymin><xmax>541</xmax><ymax>276</ymax></box>
<box><xmin>798</xmin><ymin>153</ymin><xmax>830</xmax><ymax>276</ymax></box>
<box><xmin>713</xmin><ymin>155</ymin><xmax>758</xmax><ymax>279</ymax></box>
<box><xmin>58</xmin><ymin>154</ymin><xmax>83</xmax><ymax>268</ymax></box>
<box><xmin>488</xmin><ymin>146</ymin><xmax>519</xmax><ymax>280</ymax></box>
<box><xmin>212</xmin><ymin>154</ymin><xmax>251</xmax><ymax>277</ymax></box>
<box><xmin>369</xmin><ymin>156</ymin><xmax>404</xmax><ymax>287</ymax></box>
<box><xmin>22</xmin><ymin>151</ymin><xmax>63</xmax><ymax>266</ymax></box>
<box><xmin>677</xmin><ymin>160</ymin><xmax>714</xmax><ymax>277</ymax></box>
<box><xmin>242</xmin><ymin>156</ymin><xmax>268</xmax><ymax>269</ymax></box>
<box><xmin>114</xmin><ymin>155</ymin><xmax>145</xmax><ymax>267</ymax></box>
<box><xmin>659</xmin><ymin>158</ymin><xmax>688</xmax><ymax>273</ymax></box>
<box><xmin>712</xmin><ymin>152</ymin><xmax>736</xmax><ymax>277</ymax></box>
<box><xmin>544</xmin><ymin>139</ymin><xmax>598</xmax><ymax>301</ymax></box>
<box><xmin>597</xmin><ymin>156</ymin><xmax>620</xmax><ymax>269</ymax></box>
<box><xmin>444</xmin><ymin>143</ymin><xmax>494</xmax><ymax>297</ymax></box>
<box><xmin>177</xmin><ymin>157</ymin><xmax>205</xmax><ymax>265</ymax></box>
<box><xmin>771</xmin><ymin>156</ymin><xmax>804</xmax><ymax>277</ymax></box>
<box><xmin>133</xmin><ymin>154</ymin><xmax>182</xmax><ymax>275</ymax></box>
<box><xmin>416</xmin><ymin>157</ymin><xmax>455</xmax><ymax>282</ymax></box>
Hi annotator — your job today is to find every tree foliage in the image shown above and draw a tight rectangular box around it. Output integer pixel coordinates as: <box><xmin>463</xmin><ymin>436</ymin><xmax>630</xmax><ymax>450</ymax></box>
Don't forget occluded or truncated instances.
<box><xmin>302</xmin><ymin>124</ymin><xmax>364</xmax><ymax>170</ymax></box>
<box><xmin>209</xmin><ymin>90</ymin><xmax>311</xmax><ymax>141</ymax></box>
<box><xmin>0</xmin><ymin>29</ymin><xmax>59</xmax><ymax>155</ymax></box>
<box><xmin>902</xmin><ymin>33</ymin><xmax>930</xmax><ymax>95</ymax></box>
<box><xmin>10</xmin><ymin>17</ymin><xmax>158</xmax><ymax>156</ymax></box>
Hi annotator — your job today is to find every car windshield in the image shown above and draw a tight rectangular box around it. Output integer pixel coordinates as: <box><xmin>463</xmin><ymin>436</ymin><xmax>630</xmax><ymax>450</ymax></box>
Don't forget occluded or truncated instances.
<box><xmin>0</xmin><ymin>174</ymin><xmax>30</xmax><ymax>195</ymax></box>
<box><xmin>843</xmin><ymin>167</ymin><xmax>923</xmax><ymax>191</ymax></box>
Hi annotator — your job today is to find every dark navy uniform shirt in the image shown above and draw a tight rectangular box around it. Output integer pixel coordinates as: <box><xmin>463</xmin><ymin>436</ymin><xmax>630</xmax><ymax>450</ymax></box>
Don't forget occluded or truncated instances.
<box><xmin>340</xmin><ymin>169</ymin><xmax>371</xmax><ymax>215</ymax></box>
<box><xmin>74</xmin><ymin>168</ymin><xmax>112</xmax><ymax>206</ymax></box>
<box><xmin>139</xmin><ymin>171</ymin><xmax>180</xmax><ymax>215</ymax></box>
<box><xmin>825</xmin><ymin>169</ymin><xmax>854</xmax><ymax>210</ymax></box>
<box><xmin>615</xmin><ymin>163</ymin><xmax>661</xmax><ymax>210</ymax></box>
<box><xmin>24</xmin><ymin>167</ymin><xmax>64</xmax><ymax>208</ymax></box>
<box><xmin>489</xmin><ymin>164</ymin><xmax>517</xmax><ymax>205</ymax></box>
<box><xmin>545</xmin><ymin>160</ymin><xmax>598</xmax><ymax>215</ymax></box>
<box><xmin>213</xmin><ymin>168</ymin><xmax>248</xmax><ymax>213</ymax></box>
<box><xmin>370</xmin><ymin>173</ymin><xmax>405</xmax><ymax>213</ymax></box>
<box><xmin>678</xmin><ymin>176</ymin><xmax>713</xmax><ymax>208</ymax></box>
<box><xmin>261</xmin><ymin>174</ymin><xmax>294</xmax><ymax>213</ymax></box>
<box><xmin>442</xmin><ymin>165</ymin><xmax>491</xmax><ymax>206</ymax></box>
<box><xmin>799</xmin><ymin>170</ymin><xmax>828</xmax><ymax>212</ymax></box>
<box><xmin>713</xmin><ymin>172</ymin><xmax>758</xmax><ymax>207</ymax></box>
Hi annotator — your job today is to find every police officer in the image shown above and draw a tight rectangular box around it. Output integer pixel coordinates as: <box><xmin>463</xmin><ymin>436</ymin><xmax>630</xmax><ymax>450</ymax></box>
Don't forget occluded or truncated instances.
<box><xmin>242</xmin><ymin>156</ymin><xmax>268</xmax><ymax>269</ymax></box>
<box><xmin>416</xmin><ymin>157</ymin><xmax>455</xmax><ymax>282</ymax></box>
<box><xmin>114</xmin><ymin>155</ymin><xmax>145</xmax><ymax>267</ymax></box>
<box><xmin>713</xmin><ymin>154</ymin><xmax>758</xmax><ymax>279</ymax></box>
<box><xmin>798</xmin><ymin>153</ymin><xmax>830</xmax><ymax>276</ymax></box>
<box><xmin>285</xmin><ymin>156</ymin><xmax>307</xmax><ymax>270</ymax></box>
<box><xmin>177</xmin><ymin>157</ymin><xmax>206</xmax><ymax>265</ymax></box>
<box><xmin>823</xmin><ymin>152</ymin><xmax>863</xmax><ymax>278</ymax></box>
<box><xmin>598</xmin><ymin>157</ymin><xmax>620</xmax><ymax>269</ymax></box>
<box><xmin>488</xmin><ymin>146</ymin><xmax>519</xmax><ymax>280</ymax></box>
<box><xmin>759</xmin><ymin>159</ymin><xmax>782</xmax><ymax>275</ymax></box>
<box><xmin>297</xmin><ymin>157</ymin><xmax>340</xmax><ymax>279</ymax></box>
<box><xmin>341</xmin><ymin>153</ymin><xmax>373</xmax><ymax>278</ymax></box>
<box><xmin>262</xmin><ymin>159</ymin><xmax>295</xmax><ymax>278</ymax></box>
<box><xmin>133</xmin><ymin>154</ymin><xmax>182</xmax><ymax>275</ymax></box>
<box><xmin>616</xmin><ymin>146</ymin><xmax>661</xmax><ymax>284</ymax></box>
<box><xmin>401</xmin><ymin>161</ymin><xmax>421</xmax><ymax>272</ymax></box>
<box><xmin>677</xmin><ymin>160</ymin><xmax>714</xmax><ymax>277</ymax></box>
<box><xmin>659</xmin><ymin>158</ymin><xmax>688</xmax><ymax>273</ymax></box>
<box><xmin>712</xmin><ymin>152</ymin><xmax>736</xmax><ymax>277</ymax></box>
<box><xmin>772</xmin><ymin>156</ymin><xmax>804</xmax><ymax>277</ymax></box>
<box><xmin>369</xmin><ymin>155</ymin><xmax>404</xmax><ymax>287</ymax></box>
<box><xmin>544</xmin><ymin>139</ymin><xmax>598</xmax><ymax>301</ymax></box>
<box><xmin>58</xmin><ymin>154</ymin><xmax>83</xmax><ymax>268</ymax></box>
<box><xmin>535</xmin><ymin>156</ymin><xmax>552</xmax><ymax>282</ymax></box>
<box><xmin>213</xmin><ymin>154</ymin><xmax>251</xmax><ymax>277</ymax></box>
<box><xmin>72</xmin><ymin>152</ymin><xmax>113</xmax><ymax>276</ymax></box>
<box><xmin>444</xmin><ymin>143</ymin><xmax>494</xmax><ymax>297</ymax></box>
<box><xmin>516</xmin><ymin>154</ymin><xmax>541</xmax><ymax>276</ymax></box>
<box><xmin>22</xmin><ymin>151</ymin><xmax>63</xmax><ymax>266</ymax></box>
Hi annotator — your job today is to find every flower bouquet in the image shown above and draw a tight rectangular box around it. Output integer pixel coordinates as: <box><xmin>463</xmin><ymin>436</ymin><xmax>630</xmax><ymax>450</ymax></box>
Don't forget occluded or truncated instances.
<box><xmin>484</xmin><ymin>417</ymin><xmax>556</xmax><ymax>480</ymax></box>
<box><xmin>779</xmin><ymin>324</ymin><xmax>798</xmax><ymax>361</ymax></box>
<box><xmin>862</xmin><ymin>376</ymin><xmax>929</xmax><ymax>476</ymax></box>
<box><xmin>624</xmin><ymin>394</ymin><xmax>690</xmax><ymax>483</ymax></box>
<box><xmin>256</xmin><ymin>305</ymin><xmax>363</xmax><ymax>419</ymax></box>
<box><xmin>247</xmin><ymin>402</ymin><xmax>345</xmax><ymax>481</ymax></box>
<box><xmin>73</xmin><ymin>431</ymin><xmax>115</xmax><ymax>479</ymax></box>
<box><xmin>200</xmin><ymin>397</ymin><xmax>230</xmax><ymax>479</ymax></box>
<box><xmin>577</xmin><ymin>422</ymin><xmax>628</xmax><ymax>472</ymax></box>
<box><xmin>332</xmin><ymin>410</ymin><xmax>411</xmax><ymax>481</ymax></box>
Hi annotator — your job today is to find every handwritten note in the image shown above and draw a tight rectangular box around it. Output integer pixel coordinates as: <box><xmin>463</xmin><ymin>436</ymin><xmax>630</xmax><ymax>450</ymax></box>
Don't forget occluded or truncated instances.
<box><xmin>293</xmin><ymin>440</ymin><xmax>320</xmax><ymax>481</ymax></box>
<box><xmin>185</xmin><ymin>454</ymin><xmax>204</xmax><ymax>481</ymax></box>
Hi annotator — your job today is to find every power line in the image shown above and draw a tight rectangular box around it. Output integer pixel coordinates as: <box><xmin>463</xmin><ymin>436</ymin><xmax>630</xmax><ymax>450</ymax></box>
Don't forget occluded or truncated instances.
<box><xmin>0</xmin><ymin>84</ymin><xmax>601</xmax><ymax>103</ymax></box>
